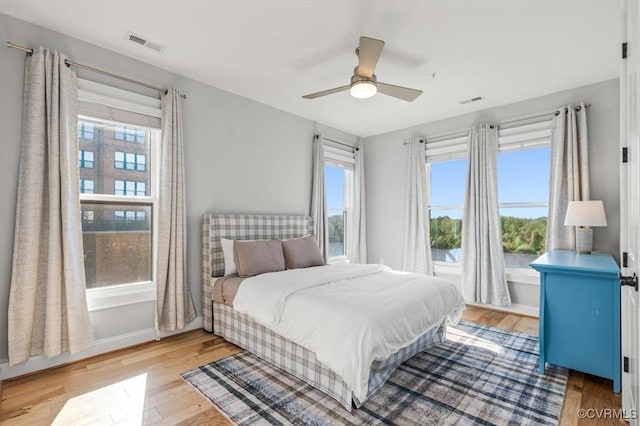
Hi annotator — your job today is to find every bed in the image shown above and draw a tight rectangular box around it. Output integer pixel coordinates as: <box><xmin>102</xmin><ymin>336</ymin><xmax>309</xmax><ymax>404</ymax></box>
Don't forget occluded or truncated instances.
<box><xmin>202</xmin><ymin>213</ymin><xmax>465</xmax><ymax>410</ymax></box>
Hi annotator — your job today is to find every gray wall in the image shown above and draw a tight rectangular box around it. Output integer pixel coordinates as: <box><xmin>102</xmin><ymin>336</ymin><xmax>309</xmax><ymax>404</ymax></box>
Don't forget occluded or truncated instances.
<box><xmin>0</xmin><ymin>13</ymin><xmax>357</xmax><ymax>361</ymax></box>
<box><xmin>365</xmin><ymin>78</ymin><xmax>621</xmax><ymax>270</ymax></box>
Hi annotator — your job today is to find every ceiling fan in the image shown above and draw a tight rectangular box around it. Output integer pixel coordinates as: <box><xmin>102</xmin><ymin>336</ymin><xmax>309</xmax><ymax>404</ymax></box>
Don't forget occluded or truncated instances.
<box><xmin>302</xmin><ymin>36</ymin><xmax>423</xmax><ymax>102</ymax></box>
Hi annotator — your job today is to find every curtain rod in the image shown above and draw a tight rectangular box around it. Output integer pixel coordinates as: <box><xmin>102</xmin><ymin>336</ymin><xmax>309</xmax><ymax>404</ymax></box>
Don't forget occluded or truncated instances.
<box><xmin>6</xmin><ymin>42</ymin><xmax>186</xmax><ymax>99</ymax></box>
<box><xmin>315</xmin><ymin>134</ymin><xmax>359</xmax><ymax>151</ymax></box>
<box><xmin>403</xmin><ymin>104</ymin><xmax>592</xmax><ymax>144</ymax></box>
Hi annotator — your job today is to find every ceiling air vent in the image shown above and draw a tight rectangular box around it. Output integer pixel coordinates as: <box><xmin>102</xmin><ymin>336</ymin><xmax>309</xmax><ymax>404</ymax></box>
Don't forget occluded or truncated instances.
<box><xmin>125</xmin><ymin>32</ymin><xmax>166</xmax><ymax>53</ymax></box>
<box><xmin>459</xmin><ymin>96</ymin><xmax>484</xmax><ymax>105</ymax></box>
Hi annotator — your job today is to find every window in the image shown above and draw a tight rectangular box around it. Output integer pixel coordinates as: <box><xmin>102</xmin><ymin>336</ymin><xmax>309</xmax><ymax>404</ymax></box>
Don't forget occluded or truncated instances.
<box><xmin>114</xmin><ymin>180</ymin><xmax>146</xmax><ymax>196</ymax></box>
<box><xmin>498</xmin><ymin>147</ymin><xmax>550</xmax><ymax>269</ymax></box>
<box><xmin>79</xmin><ymin>150</ymin><xmax>94</xmax><ymax>168</ymax></box>
<box><xmin>79</xmin><ymin>116</ymin><xmax>157</xmax><ymax>289</ymax></box>
<box><xmin>114</xmin><ymin>151</ymin><xmax>146</xmax><ymax>171</ymax></box>
<box><xmin>426</xmin><ymin>120</ymin><xmax>552</xmax><ymax>270</ymax></box>
<box><xmin>114</xmin><ymin>210</ymin><xmax>147</xmax><ymax>221</ymax></box>
<box><xmin>323</xmin><ymin>140</ymin><xmax>355</xmax><ymax>261</ymax></box>
<box><xmin>428</xmin><ymin>159</ymin><xmax>467</xmax><ymax>263</ymax></box>
<box><xmin>325</xmin><ymin>165</ymin><xmax>348</xmax><ymax>258</ymax></box>
<box><xmin>80</xmin><ymin>179</ymin><xmax>95</xmax><ymax>194</ymax></box>
<box><xmin>78</xmin><ymin>121</ymin><xmax>95</xmax><ymax>140</ymax></box>
<box><xmin>114</xmin><ymin>125</ymin><xmax>146</xmax><ymax>143</ymax></box>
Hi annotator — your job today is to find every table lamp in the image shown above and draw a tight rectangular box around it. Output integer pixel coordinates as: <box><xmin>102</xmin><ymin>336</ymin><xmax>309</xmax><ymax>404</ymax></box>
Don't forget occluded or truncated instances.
<box><xmin>564</xmin><ymin>200</ymin><xmax>608</xmax><ymax>254</ymax></box>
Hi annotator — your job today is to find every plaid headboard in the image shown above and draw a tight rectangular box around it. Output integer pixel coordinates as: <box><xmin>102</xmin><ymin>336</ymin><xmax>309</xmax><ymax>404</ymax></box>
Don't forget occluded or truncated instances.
<box><xmin>201</xmin><ymin>214</ymin><xmax>313</xmax><ymax>331</ymax></box>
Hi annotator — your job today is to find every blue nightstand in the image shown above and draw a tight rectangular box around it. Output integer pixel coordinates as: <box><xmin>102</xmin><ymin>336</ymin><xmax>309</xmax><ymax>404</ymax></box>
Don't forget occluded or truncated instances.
<box><xmin>530</xmin><ymin>250</ymin><xmax>621</xmax><ymax>392</ymax></box>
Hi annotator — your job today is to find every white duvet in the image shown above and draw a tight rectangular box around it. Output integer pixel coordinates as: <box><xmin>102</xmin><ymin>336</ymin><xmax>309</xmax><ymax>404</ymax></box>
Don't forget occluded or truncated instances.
<box><xmin>233</xmin><ymin>263</ymin><xmax>466</xmax><ymax>402</ymax></box>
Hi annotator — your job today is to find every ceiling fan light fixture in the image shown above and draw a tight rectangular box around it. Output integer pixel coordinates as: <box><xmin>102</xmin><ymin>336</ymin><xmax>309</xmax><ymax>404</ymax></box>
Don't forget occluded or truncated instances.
<box><xmin>350</xmin><ymin>80</ymin><xmax>377</xmax><ymax>99</ymax></box>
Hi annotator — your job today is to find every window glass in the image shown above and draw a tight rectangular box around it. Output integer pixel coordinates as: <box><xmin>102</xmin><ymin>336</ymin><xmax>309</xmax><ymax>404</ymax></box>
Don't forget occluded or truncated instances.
<box><xmin>325</xmin><ymin>165</ymin><xmax>346</xmax><ymax>258</ymax></box>
<box><xmin>115</xmin><ymin>125</ymin><xmax>146</xmax><ymax>143</ymax></box>
<box><xmin>80</xmin><ymin>179</ymin><xmax>95</xmax><ymax>194</ymax></box>
<box><xmin>79</xmin><ymin>116</ymin><xmax>157</xmax><ymax>289</ymax></box>
<box><xmin>79</xmin><ymin>150</ymin><xmax>94</xmax><ymax>169</ymax></box>
<box><xmin>429</xmin><ymin>159</ymin><xmax>467</xmax><ymax>207</ymax></box>
<box><xmin>429</xmin><ymin>159</ymin><xmax>467</xmax><ymax>263</ymax></box>
<box><xmin>498</xmin><ymin>147</ymin><xmax>550</xmax><ymax>203</ymax></box>
<box><xmin>430</xmin><ymin>208</ymin><xmax>463</xmax><ymax>263</ymax></box>
<box><xmin>81</xmin><ymin>203</ymin><xmax>152</xmax><ymax>288</ymax></box>
<box><xmin>498</xmin><ymin>147</ymin><xmax>550</xmax><ymax>269</ymax></box>
<box><xmin>79</xmin><ymin>121</ymin><xmax>95</xmax><ymax>140</ymax></box>
<box><xmin>78</xmin><ymin>119</ymin><xmax>150</xmax><ymax>195</ymax></box>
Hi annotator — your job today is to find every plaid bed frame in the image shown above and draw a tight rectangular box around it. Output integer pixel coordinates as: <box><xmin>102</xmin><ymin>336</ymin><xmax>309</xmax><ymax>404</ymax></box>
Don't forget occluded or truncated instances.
<box><xmin>213</xmin><ymin>302</ymin><xmax>447</xmax><ymax>411</ymax></box>
<box><xmin>203</xmin><ymin>213</ymin><xmax>448</xmax><ymax>410</ymax></box>
<box><xmin>202</xmin><ymin>214</ymin><xmax>313</xmax><ymax>331</ymax></box>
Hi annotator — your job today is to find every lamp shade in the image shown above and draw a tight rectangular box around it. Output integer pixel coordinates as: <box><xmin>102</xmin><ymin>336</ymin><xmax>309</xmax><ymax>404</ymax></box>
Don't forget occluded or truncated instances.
<box><xmin>564</xmin><ymin>200</ymin><xmax>608</xmax><ymax>227</ymax></box>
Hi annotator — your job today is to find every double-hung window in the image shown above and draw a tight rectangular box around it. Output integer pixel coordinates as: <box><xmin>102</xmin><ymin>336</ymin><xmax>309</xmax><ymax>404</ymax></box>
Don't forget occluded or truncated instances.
<box><xmin>323</xmin><ymin>140</ymin><xmax>354</xmax><ymax>261</ymax></box>
<box><xmin>497</xmin><ymin>121</ymin><xmax>551</xmax><ymax>269</ymax></box>
<box><xmin>426</xmin><ymin>120</ymin><xmax>552</xmax><ymax>271</ymax></box>
<box><xmin>426</xmin><ymin>133</ymin><xmax>468</xmax><ymax>264</ymax></box>
<box><xmin>114</xmin><ymin>125</ymin><xmax>146</xmax><ymax>143</ymax></box>
<box><xmin>114</xmin><ymin>151</ymin><xmax>146</xmax><ymax>171</ymax></box>
<box><xmin>79</xmin><ymin>150</ymin><xmax>94</xmax><ymax>168</ymax></box>
<box><xmin>78</xmin><ymin>121</ymin><xmax>95</xmax><ymax>140</ymax></box>
<box><xmin>78</xmin><ymin>78</ymin><xmax>161</xmax><ymax>292</ymax></box>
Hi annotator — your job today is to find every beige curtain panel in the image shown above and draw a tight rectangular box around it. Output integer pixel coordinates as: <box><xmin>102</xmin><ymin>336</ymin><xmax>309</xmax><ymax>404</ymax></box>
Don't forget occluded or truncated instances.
<box><xmin>546</xmin><ymin>103</ymin><xmax>590</xmax><ymax>250</ymax></box>
<box><xmin>156</xmin><ymin>88</ymin><xmax>197</xmax><ymax>331</ymax></box>
<box><xmin>348</xmin><ymin>144</ymin><xmax>367</xmax><ymax>264</ymax></box>
<box><xmin>461</xmin><ymin>123</ymin><xmax>511</xmax><ymax>307</ymax></box>
<box><xmin>8</xmin><ymin>47</ymin><xmax>94</xmax><ymax>365</ymax></box>
<box><xmin>402</xmin><ymin>139</ymin><xmax>433</xmax><ymax>274</ymax></box>
<box><xmin>311</xmin><ymin>135</ymin><xmax>329</xmax><ymax>260</ymax></box>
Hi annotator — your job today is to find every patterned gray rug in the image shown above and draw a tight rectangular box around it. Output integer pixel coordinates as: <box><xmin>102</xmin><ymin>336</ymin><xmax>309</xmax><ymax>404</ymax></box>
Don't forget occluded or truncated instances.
<box><xmin>182</xmin><ymin>321</ymin><xmax>568</xmax><ymax>425</ymax></box>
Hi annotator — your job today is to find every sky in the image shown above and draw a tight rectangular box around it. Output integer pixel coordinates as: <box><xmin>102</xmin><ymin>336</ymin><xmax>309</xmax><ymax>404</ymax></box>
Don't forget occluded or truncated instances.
<box><xmin>325</xmin><ymin>165</ymin><xmax>345</xmax><ymax>211</ymax></box>
<box><xmin>325</xmin><ymin>146</ymin><xmax>551</xmax><ymax>219</ymax></box>
<box><xmin>428</xmin><ymin>146</ymin><xmax>551</xmax><ymax>220</ymax></box>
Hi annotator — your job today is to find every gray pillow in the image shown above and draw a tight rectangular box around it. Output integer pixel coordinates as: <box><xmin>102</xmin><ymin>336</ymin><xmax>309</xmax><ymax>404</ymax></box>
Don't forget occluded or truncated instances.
<box><xmin>282</xmin><ymin>236</ymin><xmax>325</xmax><ymax>269</ymax></box>
<box><xmin>234</xmin><ymin>240</ymin><xmax>285</xmax><ymax>277</ymax></box>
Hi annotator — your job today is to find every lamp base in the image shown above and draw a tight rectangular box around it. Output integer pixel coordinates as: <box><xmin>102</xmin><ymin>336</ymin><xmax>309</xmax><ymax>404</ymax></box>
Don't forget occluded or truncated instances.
<box><xmin>575</xmin><ymin>227</ymin><xmax>593</xmax><ymax>254</ymax></box>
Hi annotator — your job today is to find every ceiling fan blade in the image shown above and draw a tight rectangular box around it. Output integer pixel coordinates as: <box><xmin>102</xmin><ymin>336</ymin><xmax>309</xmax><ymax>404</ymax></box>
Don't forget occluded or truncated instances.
<box><xmin>377</xmin><ymin>82</ymin><xmax>423</xmax><ymax>102</ymax></box>
<box><xmin>302</xmin><ymin>85</ymin><xmax>350</xmax><ymax>99</ymax></box>
<box><xmin>358</xmin><ymin>36</ymin><xmax>385</xmax><ymax>78</ymax></box>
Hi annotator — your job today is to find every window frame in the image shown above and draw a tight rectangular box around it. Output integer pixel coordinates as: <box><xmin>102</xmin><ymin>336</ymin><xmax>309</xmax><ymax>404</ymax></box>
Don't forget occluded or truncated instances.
<box><xmin>325</xmin><ymin>163</ymin><xmax>353</xmax><ymax>263</ymax></box>
<box><xmin>323</xmin><ymin>140</ymin><xmax>355</xmax><ymax>263</ymax></box>
<box><xmin>79</xmin><ymin>114</ymin><xmax>160</xmax><ymax>308</ymax></box>
<box><xmin>496</xmin><ymin>145</ymin><xmax>551</xmax><ymax>273</ymax></box>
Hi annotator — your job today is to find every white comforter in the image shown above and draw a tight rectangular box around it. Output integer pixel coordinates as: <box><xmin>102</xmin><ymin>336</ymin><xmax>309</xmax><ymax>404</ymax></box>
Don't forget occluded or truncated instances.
<box><xmin>233</xmin><ymin>263</ymin><xmax>466</xmax><ymax>402</ymax></box>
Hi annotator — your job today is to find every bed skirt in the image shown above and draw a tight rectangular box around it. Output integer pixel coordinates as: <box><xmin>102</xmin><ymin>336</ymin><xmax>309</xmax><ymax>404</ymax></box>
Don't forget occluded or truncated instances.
<box><xmin>213</xmin><ymin>302</ymin><xmax>447</xmax><ymax>411</ymax></box>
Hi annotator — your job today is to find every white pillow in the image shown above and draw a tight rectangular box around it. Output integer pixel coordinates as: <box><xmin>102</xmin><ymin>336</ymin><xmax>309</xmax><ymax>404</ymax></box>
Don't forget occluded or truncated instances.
<box><xmin>220</xmin><ymin>238</ymin><xmax>237</xmax><ymax>275</ymax></box>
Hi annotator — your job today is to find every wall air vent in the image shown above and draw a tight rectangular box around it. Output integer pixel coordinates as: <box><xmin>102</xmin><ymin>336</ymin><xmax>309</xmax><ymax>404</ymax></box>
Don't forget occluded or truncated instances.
<box><xmin>459</xmin><ymin>96</ymin><xmax>484</xmax><ymax>105</ymax></box>
<box><xmin>125</xmin><ymin>32</ymin><xmax>166</xmax><ymax>53</ymax></box>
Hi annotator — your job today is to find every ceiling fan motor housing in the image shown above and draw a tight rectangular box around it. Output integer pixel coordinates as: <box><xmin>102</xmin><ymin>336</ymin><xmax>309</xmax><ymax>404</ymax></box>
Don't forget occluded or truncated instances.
<box><xmin>351</xmin><ymin>72</ymin><xmax>377</xmax><ymax>87</ymax></box>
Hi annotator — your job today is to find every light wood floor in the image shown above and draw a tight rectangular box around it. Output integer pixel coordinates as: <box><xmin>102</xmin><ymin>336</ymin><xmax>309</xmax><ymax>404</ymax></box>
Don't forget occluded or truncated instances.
<box><xmin>0</xmin><ymin>306</ymin><xmax>622</xmax><ymax>425</ymax></box>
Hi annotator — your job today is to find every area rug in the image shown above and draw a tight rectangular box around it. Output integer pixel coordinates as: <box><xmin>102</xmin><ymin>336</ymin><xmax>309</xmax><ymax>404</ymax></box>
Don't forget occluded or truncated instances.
<box><xmin>182</xmin><ymin>321</ymin><xmax>568</xmax><ymax>425</ymax></box>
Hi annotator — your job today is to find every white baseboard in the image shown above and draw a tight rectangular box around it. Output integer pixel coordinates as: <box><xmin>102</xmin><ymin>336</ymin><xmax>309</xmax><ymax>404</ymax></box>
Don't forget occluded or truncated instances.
<box><xmin>0</xmin><ymin>316</ymin><xmax>203</xmax><ymax>380</ymax></box>
<box><xmin>467</xmin><ymin>302</ymin><xmax>539</xmax><ymax>318</ymax></box>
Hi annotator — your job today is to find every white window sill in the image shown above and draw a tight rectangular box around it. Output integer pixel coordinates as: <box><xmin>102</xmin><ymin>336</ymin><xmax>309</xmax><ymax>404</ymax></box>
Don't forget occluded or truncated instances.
<box><xmin>86</xmin><ymin>281</ymin><xmax>155</xmax><ymax>311</ymax></box>
<box><xmin>433</xmin><ymin>262</ymin><xmax>539</xmax><ymax>285</ymax></box>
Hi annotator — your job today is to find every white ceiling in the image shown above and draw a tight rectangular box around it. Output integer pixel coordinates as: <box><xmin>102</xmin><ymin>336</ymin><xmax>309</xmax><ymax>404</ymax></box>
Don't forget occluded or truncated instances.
<box><xmin>0</xmin><ymin>1</ymin><xmax>621</xmax><ymax>137</ymax></box>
